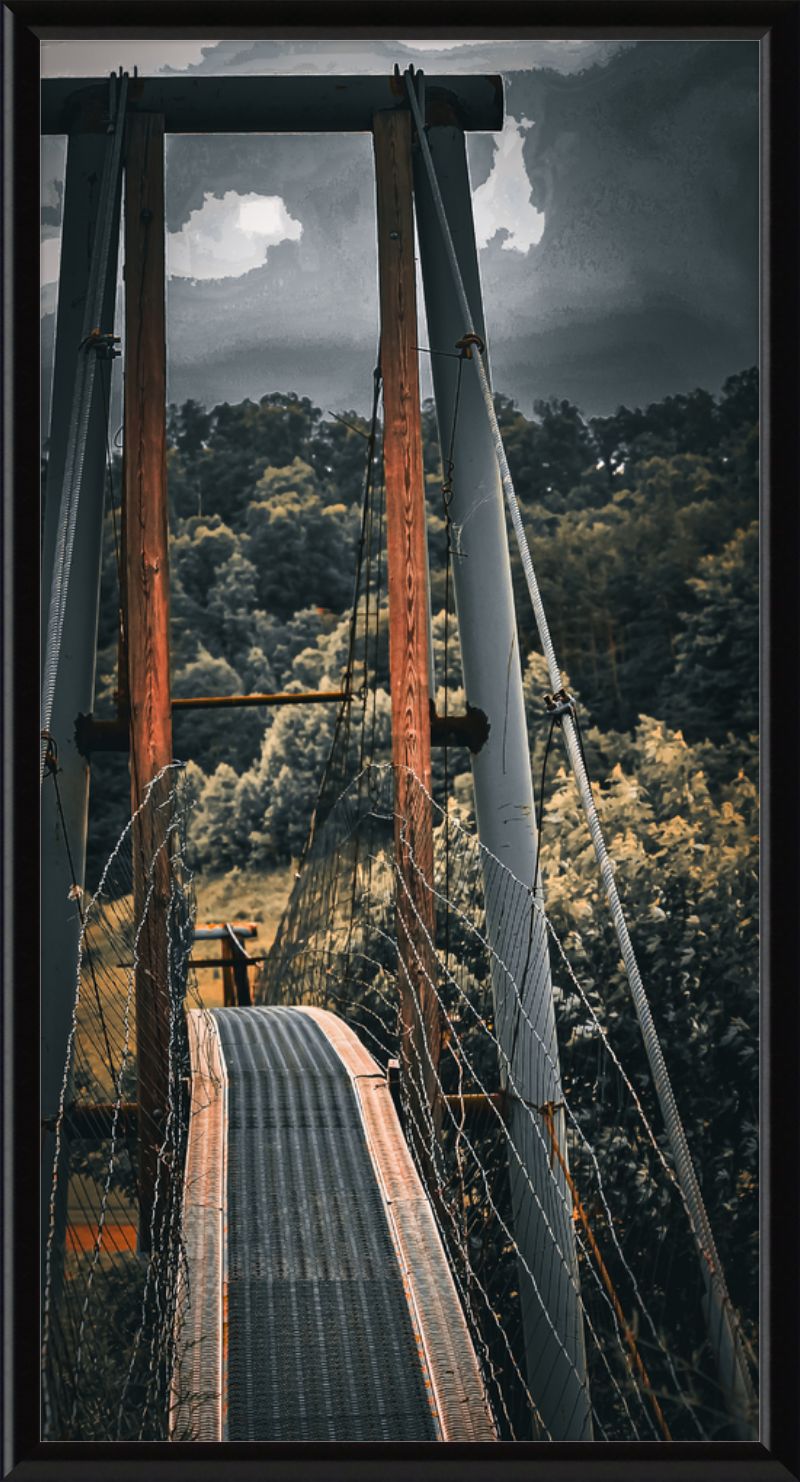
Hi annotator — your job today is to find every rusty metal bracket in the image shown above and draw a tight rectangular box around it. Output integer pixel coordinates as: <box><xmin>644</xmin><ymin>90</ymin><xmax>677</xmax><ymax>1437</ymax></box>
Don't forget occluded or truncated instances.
<box><xmin>45</xmin><ymin>1101</ymin><xmax>139</xmax><ymax>1138</ymax></box>
<box><xmin>430</xmin><ymin>699</ymin><xmax>490</xmax><ymax>754</ymax></box>
<box><xmin>74</xmin><ymin>710</ymin><xmax>130</xmax><ymax>757</ymax></box>
<box><xmin>79</xmin><ymin>328</ymin><xmax>121</xmax><ymax>359</ymax></box>
<box><xmin>172</xmin><ymin>690</ymin><xmax>351</xmax><ymax>711</ymax></box>
<box><xmin>76</xmin><ymin>690</ymin><xmax>351</xmax><ymax>755</ymax></box>
<box><xmin>455</xmin><ymin>331</ymin><xmax>485</xmax><ymax>360</ymax></box>
<box><xmin>443</xmin><ymin>1090</ymin><xmax>507</xmax><ymax>1130</ymax></box>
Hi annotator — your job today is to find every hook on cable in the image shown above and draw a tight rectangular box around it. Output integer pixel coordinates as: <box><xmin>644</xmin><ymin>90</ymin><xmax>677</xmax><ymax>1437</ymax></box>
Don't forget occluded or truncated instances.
<box><xmin>404</xmin><ymin>64</ymin><xmax>426</xmax><ymax>142</ymax></box>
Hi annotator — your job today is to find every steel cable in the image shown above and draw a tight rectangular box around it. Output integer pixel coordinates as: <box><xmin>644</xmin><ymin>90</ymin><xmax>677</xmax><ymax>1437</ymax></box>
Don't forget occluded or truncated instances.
<box><xmin>403</xmin><ymin>66</ymin><xmax>755</xmax><ymax>1430</ymax></box>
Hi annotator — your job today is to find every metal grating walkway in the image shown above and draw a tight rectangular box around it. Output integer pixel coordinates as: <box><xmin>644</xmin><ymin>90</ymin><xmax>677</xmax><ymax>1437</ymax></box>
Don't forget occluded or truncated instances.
<box><xmin>173</xmin><ymin>1005</ymin><xmax>495</xmax><ymax>1441</ymax></box>
<box><xmin>218</xmin><ymin>1005</ymin><xmax>440</xmax><ymax>1441</ymax></box>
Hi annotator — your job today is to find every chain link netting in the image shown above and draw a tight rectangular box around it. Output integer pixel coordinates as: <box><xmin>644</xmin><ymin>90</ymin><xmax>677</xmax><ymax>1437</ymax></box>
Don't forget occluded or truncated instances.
<box><xmin>256</xmin><ymin>760</ymin><xmax>757</xmax><ymax>1441</ymax></box>
<box><xmin>41</xmin><ymin>764</ymin><xmax>202</xmax><ymax>1441</ymax></box>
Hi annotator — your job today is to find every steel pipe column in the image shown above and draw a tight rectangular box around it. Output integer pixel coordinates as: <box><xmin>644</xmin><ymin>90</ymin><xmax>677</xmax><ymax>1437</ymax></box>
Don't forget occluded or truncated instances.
<box><xmin>40</xmin><ymin>131</ymin><xmax>122</xmax><ymax>1308</ymax></box>
<box><xmin>412</xmin><ymin>120</ymin><xmax>592</xmax><ymax>1440</ymax></box>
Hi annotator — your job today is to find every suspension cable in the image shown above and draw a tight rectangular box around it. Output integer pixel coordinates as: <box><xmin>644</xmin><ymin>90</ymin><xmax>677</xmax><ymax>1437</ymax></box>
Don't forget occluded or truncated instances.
<box><xmin>404</xmin><ymin>65</ymin><xmax>755</xmax><ymax>1424</ymax></box>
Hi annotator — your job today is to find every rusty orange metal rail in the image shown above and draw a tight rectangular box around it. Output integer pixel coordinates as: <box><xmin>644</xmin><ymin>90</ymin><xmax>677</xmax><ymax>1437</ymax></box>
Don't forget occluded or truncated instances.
<box><xmin>536</xmin><ymin>1100</ymin><xmax>672</xmax><ymax>1442</ymax></box>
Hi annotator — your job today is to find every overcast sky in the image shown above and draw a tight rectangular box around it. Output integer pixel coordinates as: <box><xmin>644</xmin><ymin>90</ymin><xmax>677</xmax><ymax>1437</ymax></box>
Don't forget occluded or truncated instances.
<box><xmin>41</xmin><ymin>37</ymin><xmax>759</xmax><ymax>424</ymax></box>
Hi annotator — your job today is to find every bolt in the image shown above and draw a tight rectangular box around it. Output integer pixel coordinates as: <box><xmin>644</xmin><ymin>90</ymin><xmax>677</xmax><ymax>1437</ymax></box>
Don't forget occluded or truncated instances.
<box><xmin>389</xmin><ymin>231</ymin><xmax>399</xmax><ymax>240</ymax></box>
<box><xmin>140</xmin><ymin>208</ymin><xmax>153</xmax><ymax>224</ymax></box>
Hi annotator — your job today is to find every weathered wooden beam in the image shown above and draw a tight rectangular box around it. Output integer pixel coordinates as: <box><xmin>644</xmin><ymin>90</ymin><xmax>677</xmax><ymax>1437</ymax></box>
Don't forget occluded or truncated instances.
<box><xmin>374</xmin><ymin>108</ymin><xmax>441</xmax><ymax>1183</ymax></box>
<box><xmin>42</xmin><ymin>73</ymin><xmax>503</xmax><ymax>136</ymax></box>
<box><xmin>123</xmin><ymin>112</ymin><xmax>172</xmax><ymax>1254</ymax></box>
<box><xmin>220</xmin><ymin>931</ymin><xmax>252</xmax><ymax>1008</ymax></box>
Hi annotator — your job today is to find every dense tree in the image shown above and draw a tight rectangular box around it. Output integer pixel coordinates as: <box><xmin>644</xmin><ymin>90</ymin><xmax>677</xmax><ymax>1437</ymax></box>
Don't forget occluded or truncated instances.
<box><xmin>75</xmin><ymin>370</ymin><xmax>760</xmax><ymax>1435</ymax></box>
<box><xmin>167</xmin><ymin>397</ymin><xmax>211</xmax><ymax>462</ymax></box>
<box><xmin>538</xmin><ymin>706</ymin><xmax>759</xmax><ymax>1345</ymax></box>
<box><xmin>85</xmin><ymin>371</ymin><xmax>758</xmax><ymax>879</ymax></box>
<box><xmin>588</xmin><ymin>368</ymin><xmax>759</xmax><ymax>478</ymax></box>
<box><xmin>659</xmin><ymin>521</ymin><xmax>759</xmax><ymax>745</ymax></box>
<box><xmin>245</xmin><ymin>460</ymin><xmax>360</xmax><ymax>619</ymax></box>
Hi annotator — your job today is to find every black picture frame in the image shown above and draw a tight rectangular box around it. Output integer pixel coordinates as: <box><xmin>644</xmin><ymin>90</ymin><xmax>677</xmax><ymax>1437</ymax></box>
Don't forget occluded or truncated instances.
<box><xmin>5</xmin><ymin>3</ymin><xmax>799</xmax><ymax>1479</ymax></box>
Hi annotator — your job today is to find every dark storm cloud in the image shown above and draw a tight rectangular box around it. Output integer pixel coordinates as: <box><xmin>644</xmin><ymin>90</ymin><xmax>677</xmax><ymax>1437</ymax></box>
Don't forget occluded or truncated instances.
<box><xmin>162</xmin><ymin>39</ymin><xmax>757</xmax><ymax>420</ymax></box>
<box><xmin>482</xmin><ymin>41</ymin><xmax>759</xmax><ymax>413</ymax></box>
<box><xmin>165</xmin><ymin>37</ymin><xmax>633</xmax><ymax>80</ymax></box>
<box><xmin>164</xmin><ymin>131</ymin><xmax>381</xmax><ymax>412</ymax></box>
<box><xmin>40</xmin><ymin>39</ymin><xmax>757</xmax><ymax>424</ymax></box>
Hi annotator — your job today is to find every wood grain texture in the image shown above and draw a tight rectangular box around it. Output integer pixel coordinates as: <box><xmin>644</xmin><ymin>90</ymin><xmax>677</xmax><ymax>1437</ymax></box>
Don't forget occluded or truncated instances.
<box><xmin>374</xmin><ymin>108</ymin><xmax>431</xmax><ymax>789</ymax></box>
<box><xmin>124</xmin><ymin>112</ymin><xmax>171</xmax><ymax>795</ymax></box>
<box><xmin>374</xmin><ymin>110</ymin><xmax>442</xmax><ymax>1172</ymax></box>
<box><xmin>123</xmin><ymin>113</ymin><xmax>172</xmax><ymax>1251</ymax></box>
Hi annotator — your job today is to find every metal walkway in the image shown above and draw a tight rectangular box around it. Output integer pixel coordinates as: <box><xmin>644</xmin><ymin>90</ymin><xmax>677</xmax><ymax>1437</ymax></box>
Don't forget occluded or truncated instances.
<box><xmin>171</xmin><ymin>1005</ymin><xmax>496</xmax><ymax>1441</ymax></box>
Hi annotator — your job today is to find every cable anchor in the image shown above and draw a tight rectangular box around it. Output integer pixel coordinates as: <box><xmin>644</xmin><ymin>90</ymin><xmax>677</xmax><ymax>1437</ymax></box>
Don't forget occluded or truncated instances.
<box><xmin>455</xmin><ymin>332</ymin><xmax>485</xmax><ymax>360</ymax></box>
<box><xmin>79</xmin><ymin>329</ymin><xmax>121</xmax><ymax>359</ymax></box>
<box><xmin>544</xmin><ymin>688</ymin><xmax>575</xmax><ymax>723</ymax></box>
<box><xmin>41</xmin><ymin>730</ymin><xmax>58</xmax><ymax>775</ymax></box>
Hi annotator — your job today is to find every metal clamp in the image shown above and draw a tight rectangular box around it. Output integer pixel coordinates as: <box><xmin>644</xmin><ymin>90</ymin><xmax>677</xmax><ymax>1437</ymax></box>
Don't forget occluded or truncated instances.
<box><xmin>455</xmin><ymin>332</ymin><xmax>485</xmax><ymax>360</ymax></box>
<box><xmin>41</xmin><ymin>729</ymin><xmax>58</xmax><ymax>775</ymax></box>
<box><xmin>79</xmin><ymin>329</ymin><xmax>121</xmax><ymax>359</ymax></box>
<box><xmin>544</xmin><ymin>688</ymin><xmax>574</xmax><ymax>721</ymax></box>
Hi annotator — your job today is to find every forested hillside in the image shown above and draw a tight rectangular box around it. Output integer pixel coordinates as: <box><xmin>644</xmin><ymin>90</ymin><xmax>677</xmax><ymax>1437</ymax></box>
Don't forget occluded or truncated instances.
<box><xmin>87</xmin><ymin>367</ymin><xmax>757</xmax><ymax>874</ymax></box>
<box><xmin>84</xmin><ymin>370</ymin><xmax>759</xmax><ymax>1362</ymax></box>
<box><xmin>86</xmin><ymin>369</ymin><xmax>759</xmax><ymax>901</ymax></box>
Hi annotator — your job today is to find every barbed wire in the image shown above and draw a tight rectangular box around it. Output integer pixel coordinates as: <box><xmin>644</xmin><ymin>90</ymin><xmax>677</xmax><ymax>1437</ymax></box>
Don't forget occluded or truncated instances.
<box><xmin>256</xmin><ymin>760</ymin><xmax>754</xmax><ymax>1440</ymax></box>
<box><xmin>41</xmin><ymin>764</ymin><xmax>206</xmax><ymax>1441</ymax></box>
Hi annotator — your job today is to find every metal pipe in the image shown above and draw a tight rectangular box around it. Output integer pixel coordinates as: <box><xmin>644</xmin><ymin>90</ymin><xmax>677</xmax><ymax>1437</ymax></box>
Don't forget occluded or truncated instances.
<box><xmin>412</xmin><ymin>112</ymin><xmax>592</xmax><ymax>1441</ymax></box>
<box><xmin>40</xmin><ymin>126</ymin><xmax>124</xmax><ymax>1325</ymax></box>
<box><xmin>42</xmin><ymin>73</ymin><xmax>503</xmax><ymax>137</ymax></box>
<box><xmin>190</xmin><ymin>958</ymin><xmax>269</xmax><ymax>968</ymax></box>
<box><xmin>406</xmin><ymin>69</ymin><xmax>755</xmax><ymax>1440</ymax></box>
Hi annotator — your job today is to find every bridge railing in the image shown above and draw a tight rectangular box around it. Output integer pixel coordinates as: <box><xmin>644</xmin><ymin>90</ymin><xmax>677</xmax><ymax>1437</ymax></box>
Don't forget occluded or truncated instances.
<box><xmin>41</xmin><ymin>763</ymin><xmax>199</xmax><ymax>1442</ymax></box>
<box><xmin>257</xmin><ymin>761</ymin><xmax>757</xmax><ymax>1441</ymax></box>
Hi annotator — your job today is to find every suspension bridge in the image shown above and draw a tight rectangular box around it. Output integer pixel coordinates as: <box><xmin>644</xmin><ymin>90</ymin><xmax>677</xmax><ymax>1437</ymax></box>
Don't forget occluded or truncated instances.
<box><xmin>40</xmin><ymin>66</ymin><xmax>758</xmax><ymax>1444</ymax></box>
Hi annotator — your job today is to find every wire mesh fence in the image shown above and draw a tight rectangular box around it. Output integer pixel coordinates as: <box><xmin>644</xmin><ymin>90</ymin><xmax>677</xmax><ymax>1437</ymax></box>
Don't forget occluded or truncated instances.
<box><xmin>39</xmin><ymin>746</ymin><xmax>758</xmax><ymax>1441</ymax></box>
<box><xmin>256</xmin><ymin>760</ymin><xmax>758</xmax><ymax>1441</ymax></box>
<box><xmin>41</xmin><ymin>764</ymin><xmax>201</xmax><ymax>1441</ymax></box>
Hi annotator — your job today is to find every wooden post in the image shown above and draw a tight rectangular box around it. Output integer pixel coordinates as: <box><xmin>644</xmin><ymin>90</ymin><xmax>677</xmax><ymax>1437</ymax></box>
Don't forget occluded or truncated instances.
<box><xmin>220</xmin><ymin>929</ymin><xmax>253</xmax><ymax>1007</ymax></box>
<box><xmin>220</xmin><ymin>936</ymin><xmax>237</xmax><ymax>1008</ymax></box>
<box><xmin>373</xmin><ymin>110</ymin><xmax>441</xmax><ymax>1174</ymax></box>
<box><xmin>123</xmin><ymin>114</ymin><xmax>173</xmax><ymax>1252</ymax></box>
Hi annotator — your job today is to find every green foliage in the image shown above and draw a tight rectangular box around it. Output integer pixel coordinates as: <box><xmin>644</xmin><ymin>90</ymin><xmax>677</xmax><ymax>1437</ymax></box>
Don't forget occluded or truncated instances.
<box><xmin>539</xmin><ymin>715</ymin><xmax>759</xmax><ymax>1343</ymax></box>
<box><xmin>245</xmin><ymin>460</ymin><xmax>360</xmax><ymax>620</ymax></box>
<box><xmin>76</xmin><ymin>369</ymin><xmax>760</xmax><ymax>1430</ymax></box>
<box><xmin>85</xmin><ymin>372</ymin><xmax>758</xmax><ymax>875</ymax></box>
<box><xmin>414</xmin><ymin>372</ymin><xmax>759</xmax><ymax>734</ymax></box>
<box><xmin>165</xmin><ymin>392</ymin><xmax>372</xmax><ymax>529</ymax></box>
<box><xmin>182</xmin><ymin>604</ymin><xmax>393</xmax><ymax>871</ymax></box>
<box><xmin>497</xmin><ymin>392</ymin><xmax>602</xmax><ymax>508</ymax></box>
<box><xmin>589</xmin><ymin>368</ymin><xmax>759</xmax><ymax>477</ymax></box>
<box><xmin>660</xmin><ymin>521</ymin><xmax>759</xmax><ymax>744</ymax></box>
<box><xmin>191</xmin><ymin>393</ymin><xmax>324</xmax><ymax>524</ymax></box>
<box><xmin>512</xmin><ymin>440</ymin><xmax>757</xmax><ymax>732</ymax></box>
